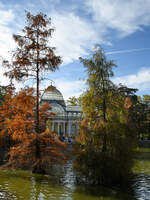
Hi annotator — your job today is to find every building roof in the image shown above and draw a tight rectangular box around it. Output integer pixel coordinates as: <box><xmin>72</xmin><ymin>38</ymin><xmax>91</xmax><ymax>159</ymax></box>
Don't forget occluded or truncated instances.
<box><xmin>66</xmin><ymin>105</ymin><xmax>82</xmax><ymax>112</ymax></box>
<box><xmin>42</xmin><ymin>85</ymin><xmax>65</xmax><ymax>103</ymax></box>
<box><xmin>41</xmin><ymin>85</ymin><xmax>82</xmax><ymax>116</ymax></box>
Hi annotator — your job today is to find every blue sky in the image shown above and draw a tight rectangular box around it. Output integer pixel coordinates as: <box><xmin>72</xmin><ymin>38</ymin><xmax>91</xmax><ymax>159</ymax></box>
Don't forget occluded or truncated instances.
<box><xmin>0</xmin><ymin>0</ymin><xmax>150</xmax><ymax>99</ymax></box>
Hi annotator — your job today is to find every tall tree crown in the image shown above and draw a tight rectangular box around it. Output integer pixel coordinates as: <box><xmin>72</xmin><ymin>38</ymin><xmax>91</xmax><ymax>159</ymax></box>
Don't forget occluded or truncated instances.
<box><xmin>80</xmin><ymin>48</ymin><xmax>116</xmax><ymax>90</ymax></box>
<box><xmin>4</xmin><ymin>12</ymin><xmax>61</xmax><ymax>82</ymax></box>
<box><xmin>2</xmin><ymin>12</ymin><xmax>62</xmax><ymax>134</ymax></box>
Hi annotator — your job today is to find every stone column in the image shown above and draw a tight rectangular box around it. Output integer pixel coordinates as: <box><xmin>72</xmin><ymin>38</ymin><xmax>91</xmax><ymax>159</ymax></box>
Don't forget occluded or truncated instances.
<box><xmin>68</xmin><ymin>121</ymin><xmax>71</xmax><ymax>137</ymax></box>
<box><xmin>58</xmin><ymin>122</ymin><xmax>60</xmax><ymax>136</ymax></box>
<box><xmin>63</xmin><ymin>122</ymin><xmax>65</xmax><ymax>135</ymax></box>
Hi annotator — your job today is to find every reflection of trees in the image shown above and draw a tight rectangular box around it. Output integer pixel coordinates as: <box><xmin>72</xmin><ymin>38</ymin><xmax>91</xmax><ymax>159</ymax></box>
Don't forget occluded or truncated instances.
<box><xmin>0</xmin><ymin>168</ymin><xmax>150</xmax><ymax>200</ymax></box>
<box><xmin>30</xmin><ymin>171</ymin><xmax>72</xmax><ymax>200</ymax></box>
<box><xmin>30</xmin><ymin>176</ymin><xmax>42</xmax><ymax>200</ymax></box>
<box><xmin>0</xmin><ymin>171</ymin><xmax>32</xmax><ymax>199</ymax></box>
<box><xmin>72</xmin><ymin>184</ymin><xmax>137</xmax><ymax>200</ymax></box>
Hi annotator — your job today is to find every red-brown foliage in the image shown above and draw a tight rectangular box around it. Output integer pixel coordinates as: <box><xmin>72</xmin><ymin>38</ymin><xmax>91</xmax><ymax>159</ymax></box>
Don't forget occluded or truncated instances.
<box><xmin>7</xmin><ymin>130</ymin><xmax>67</xmax><ymax>171</ymax></box>
<box><xmin>0</xmin><ymin>87</ymin><xmax>67</xmax><ymax>172</ymax></box>
<box><xmin>0</xmin><ymin>87</ymin><xmax>35</xmax><ymax>141</ymax></box>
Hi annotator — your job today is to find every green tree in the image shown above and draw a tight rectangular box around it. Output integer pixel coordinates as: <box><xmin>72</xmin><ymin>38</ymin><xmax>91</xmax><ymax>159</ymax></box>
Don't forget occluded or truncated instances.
<box><xmin>79</xmin><ymin>48</ymin><xmax>116</xmax><ymax>152</ymax></box>
<box><xmin>142</xmin><ymin>95</ymin><xmax>150</xmax><ymax>139</ymax></box>
<box><xmin>143</xmin><ymin>95</ymin><xmax>150</xmax><ymax>103</ymax></box>
<box><xmin>67</xmin><ymin>96</ymin><xmax>81</xmax><ymax>106</ymax></box>
<box><xmin>135</xmin><ymin>95</ymin><xmax>150</xmax><ymax>140</ymax></box>
<box><xmin>74</xmin><ymin>48</ymin><xmax>136</xmax><ymax>186</ymax></box>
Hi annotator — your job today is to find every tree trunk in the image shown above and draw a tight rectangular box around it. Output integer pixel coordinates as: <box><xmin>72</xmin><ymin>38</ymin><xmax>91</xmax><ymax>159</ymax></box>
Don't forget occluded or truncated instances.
<box><xmin>32</xmin><ymin>31</ymin><xmax>43</xmax><ymax>173</ymax></box>
<box><xmin>36</xmin><ymin>67</ymin><xmax>39</xmax><ymax>134</ymax></box>
<box><xmin>102</xmin><ymin>98</ymin><xmax>107</xmax><ymax>152</ymax></box>
<box><xmin>36</xmin><ymin>30</ymin><xmax>40</xmax><ymax>134</ymax></box>
<box><xmin>102</xmin><ymin>73</ymin><xmax>107</xmax><ymax>152</ymax></box>
<box><xmin>32</xmin><ymin>136</ymin><xmax>46</xmax><ymax>174</ymax></box>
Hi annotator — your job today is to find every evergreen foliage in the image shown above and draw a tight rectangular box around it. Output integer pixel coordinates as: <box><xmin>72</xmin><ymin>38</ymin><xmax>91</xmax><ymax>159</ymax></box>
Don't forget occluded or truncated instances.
<box><xmin>67</xmin><ymin>96</ymin><xmax>81</xmax><ymax>106</ymax></box>
<box><xmin>74</xmin><ymin>48</ymin><xmax>137</xmax><ymax>186</ymax></box>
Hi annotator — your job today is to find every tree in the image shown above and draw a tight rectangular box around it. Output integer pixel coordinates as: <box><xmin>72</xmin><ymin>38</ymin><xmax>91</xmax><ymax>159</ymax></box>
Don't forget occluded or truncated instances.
<box><xmin>141</xmin><ymin>95</ymin><xmax>150</xmax><ymax>139</ymax></box>
<box><xmin>135</xmin><ymin>95</ymin><xmax>150</xmax><ymax>140</ymax></box>
<box><xmin>143</xmin><ymin>95</ymin><xmax>150</xmax><ymax>103</ymax></box>
<box><xmin>2</xmin><ymin>12</ymin><xmax>62</xmax><ymax>172</ymax></box>
<box><xmin>74</xmin><ymin>48</ymin><xmax>137</xmax><ymax>186</ymax></box>
<box><xmin>0</xmin><ymin>87</ymin><xmax>66</xmax><ymax>172</ymax></box>
<box><xmin>79</xmin><ymin>48</ymin><xmax>116</xmax><ymax>152</ymax></box>
<box><xmin>0</xmin><ymin>87</ymin><xmax>35</xmax><ymax>141</ymax></box>
<box><xmin>3</xmin><ymin>12</ymin><xmax>61</xmax><ymax>134</ymax></box>
<box><xmin>67</xmin><ymin>96</ymin><xmax>81</xmax><ymax>106</ymax></box>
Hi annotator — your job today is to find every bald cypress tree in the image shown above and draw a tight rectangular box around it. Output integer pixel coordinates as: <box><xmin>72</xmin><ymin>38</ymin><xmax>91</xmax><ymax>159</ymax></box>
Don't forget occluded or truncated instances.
<box><xmin>2</xmin><ymin>12</ymin><xmax>62</xmax><ymax>172</ymax></box>
<box><xmin>3</xmin><ymin>12</ymin><xmax>62</xmax><ymax>134</ymax></box>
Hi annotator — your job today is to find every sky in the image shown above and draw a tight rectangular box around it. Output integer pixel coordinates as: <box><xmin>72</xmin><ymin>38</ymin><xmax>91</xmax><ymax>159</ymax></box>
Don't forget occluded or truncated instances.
<box><xmin>0</xmin><ymin>0</ymin><xmax>150</xmax><ymax>99</ymax></box>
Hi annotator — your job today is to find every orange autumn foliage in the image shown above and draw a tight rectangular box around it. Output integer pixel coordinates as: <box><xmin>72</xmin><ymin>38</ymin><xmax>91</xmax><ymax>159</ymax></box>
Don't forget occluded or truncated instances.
<box><xmin>0</xmin><ymin>87</ymin><xmax>35</xmax><ymax>141</ymax></box>
<box><xmin>2</xmin><ymin>12</ymin><xmax>62</xmax><ymax>134</ymax></box>
<box><xmin>124</xmin><ymin>97</ymin><xmax>133</xmax><ymax>109</ymax></box>
<box><xmin>7</xmin><ymin>130</ymin><xmax>67</xmax><ymax>170</ymax></box>
<box><xmin>0</xmin><ymin>87</ymin><xmax>67</xmax><ymax>172</ymax></box>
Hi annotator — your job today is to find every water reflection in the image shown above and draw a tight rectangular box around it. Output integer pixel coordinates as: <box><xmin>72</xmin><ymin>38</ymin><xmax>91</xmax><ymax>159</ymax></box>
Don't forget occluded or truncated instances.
<box><xmin>0</xmin><ymin>149</ymin><xmax>150</xmax><ymax>200</ymax></box>
<box><xmin>132</xmin><ymin>174</ymin><xmax>150</xmax><ymax>200</ymax></box>
<box><xmin>0</xmin><ymin>169</ymin><xmax>134</xmax><ymax>200</ymax></box>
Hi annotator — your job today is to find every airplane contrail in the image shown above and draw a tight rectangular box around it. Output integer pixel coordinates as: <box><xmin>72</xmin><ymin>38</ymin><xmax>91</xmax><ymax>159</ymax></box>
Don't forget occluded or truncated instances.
<box><xmin>106</xmin><ymin>48</ymin><xmax>150</xmax><ymax>55</ymax></box>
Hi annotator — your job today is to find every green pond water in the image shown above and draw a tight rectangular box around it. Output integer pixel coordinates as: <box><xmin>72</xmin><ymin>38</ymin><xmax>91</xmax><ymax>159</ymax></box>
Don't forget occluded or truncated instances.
<box><xmin>0</xmin><ymin>148</ymin><xmax>150</xmax><ymax>200</ymax></box>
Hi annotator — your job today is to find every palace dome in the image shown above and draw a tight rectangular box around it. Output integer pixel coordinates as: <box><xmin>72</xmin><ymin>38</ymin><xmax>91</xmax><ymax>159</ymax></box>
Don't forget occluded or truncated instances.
<box><xmin>41</xmin><ymin>85</ymin><xmax>65</xmax><ymax>106</ymax></box>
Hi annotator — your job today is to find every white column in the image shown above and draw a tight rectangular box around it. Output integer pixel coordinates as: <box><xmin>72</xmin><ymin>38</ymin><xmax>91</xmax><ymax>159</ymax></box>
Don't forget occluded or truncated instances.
<box><xmin>67</xmin><ymin>122</ymin><xmax>69</xmax><ymax>137</ymax></box>
<box><xmin>68</xmin><ymin>121</ymin><xmax>71</xmax><ymax>137</ymax></box>
<box><xmin>63</xmin><ymin>122</ymin><xmax>65</xmax><ymax>135</ymax></box>
<box><xmin>58</xmin><ymin>122</ymin><xmax>60</xmax><ymax>136</ymax></box>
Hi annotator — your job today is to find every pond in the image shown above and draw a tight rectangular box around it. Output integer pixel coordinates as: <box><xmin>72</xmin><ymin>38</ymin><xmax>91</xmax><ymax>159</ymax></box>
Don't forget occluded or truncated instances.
<box><xmin>0</xmin><ymin>148</ymin><xmax>150</xmax><ymax>200</ymax></box>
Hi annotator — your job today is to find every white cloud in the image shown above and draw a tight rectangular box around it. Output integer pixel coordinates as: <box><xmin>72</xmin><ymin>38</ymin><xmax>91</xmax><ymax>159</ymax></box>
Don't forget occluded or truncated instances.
<box><xmin>3</xmin><ymin>1</ymin><xmax>150</xmax><ymax>97</ymax></box>
<box><xmin>106</xmin><ymin>48</ymin><xmax>150</xmax><ymax>55</ymax></box>
<box><xmin>0</xmin><ymin>26</ymin><xmax>15</xmax><ymax>60</ymax></box>
<box><xmin>85</xmin><ymin>0</ymin><xmax>150</xmax><ymax>36</ymax></box>
<box><xmin>40</xmin><ymin>78</ymin><xmax>86</xmax><ymax>100</ymax></box>
<box><xmin>0</xmin><ymin>9</ymin><xmax>92</xmax><ymax>92</ymax></box>
<box><xmin>55</xmin><ymin>79</ymin><xmax>86</xmax><ymax>100</ymax></box>
<box><xmin>0</xmin><ymin>64</ymin><xmax>10</xmax><ymax>87</ymax></box>
<box><xmin>0</xmin><ymin>9</ymin><xmax>16</xmax><ymax>87</ymax></box>
<box><xmin>50</xmin><ymin>12</ymin><xmax>101</xmax><ymax>64</ymax></box>
<box><xmin>0</xmin><ymin>9</ymin><xmax>14</xmax><ymax>25</ymax></box>
<box><xmin>0</xmin><ymin>9</ymin><xmax>15</xmax><ymax>59</ymax></box>
<box><xmin>113</xmin><ymin>68</ymin><xmax>150</xmax><ymax>90</ymax></box>
<box><xmin>38</xmin><ymin>0</ymin><xmax>60</xmax><ymax>10</ymax></box>
<box><xmin>0</xmin><ymin>57</ymin><xmax>23</xmax><ymax>91</ymax></box>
